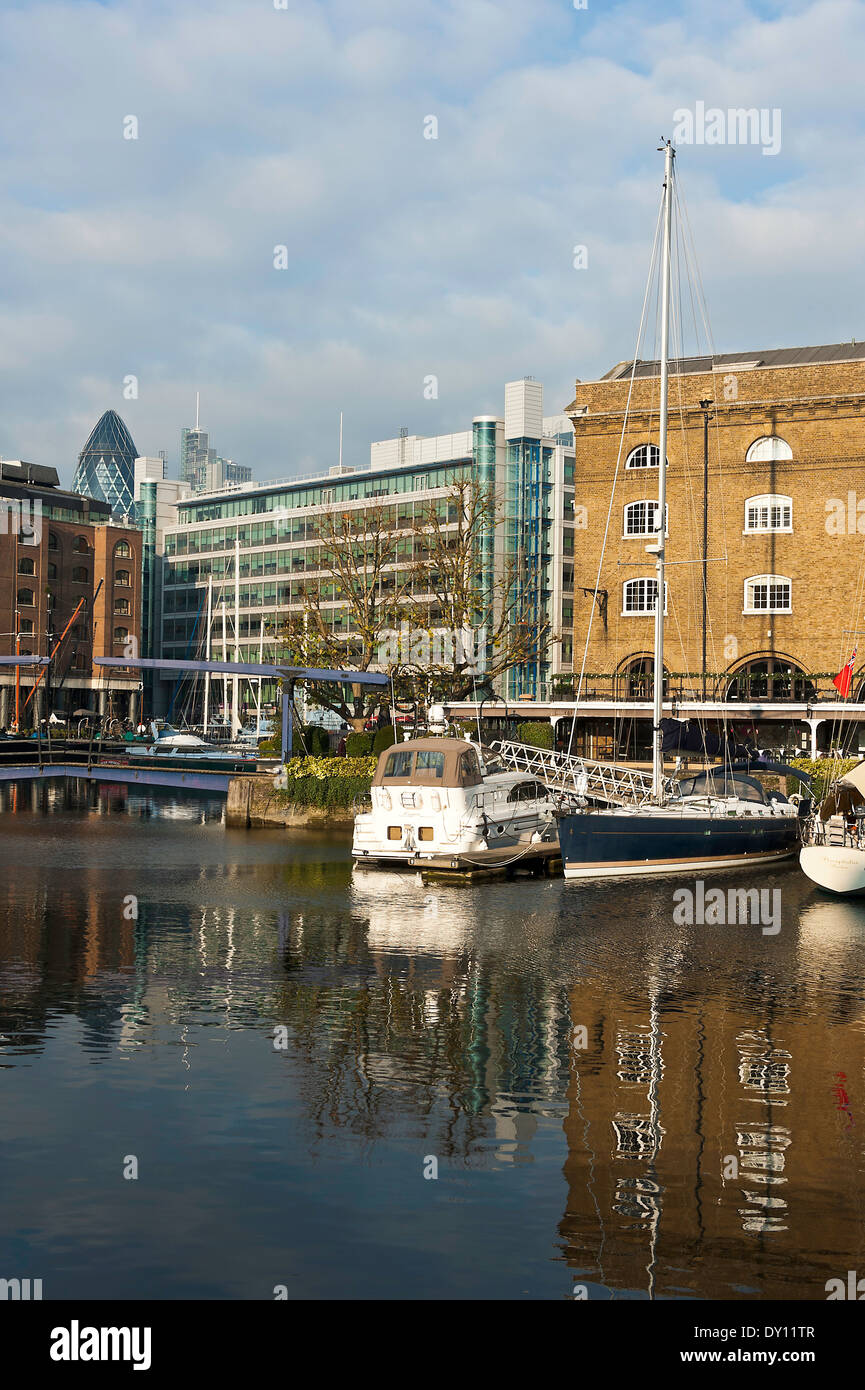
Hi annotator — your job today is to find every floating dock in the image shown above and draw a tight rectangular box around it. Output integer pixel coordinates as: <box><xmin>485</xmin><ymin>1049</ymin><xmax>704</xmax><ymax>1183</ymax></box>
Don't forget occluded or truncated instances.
<box><xmin>367</xmin><ymin>841</ymin><xmax>563</xmax><ymax>883</ymax></box>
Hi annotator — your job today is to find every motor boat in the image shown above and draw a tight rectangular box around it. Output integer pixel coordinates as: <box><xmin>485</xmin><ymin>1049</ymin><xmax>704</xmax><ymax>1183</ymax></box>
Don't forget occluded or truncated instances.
<box><xmin>352</xmin><ymin>736</ymin><xmax>557</xmax><ymax>865</ymax></box>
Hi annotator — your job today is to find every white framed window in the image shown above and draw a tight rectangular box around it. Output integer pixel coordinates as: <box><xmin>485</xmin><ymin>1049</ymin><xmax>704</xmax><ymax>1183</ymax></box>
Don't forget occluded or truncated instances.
<box><xmin>744</xmin><ymin>494</ymin><xmax>792</xmax><ymax>533</ymax></box>
<box><xmin>625</xmin><ymin>443</ymin><xmax>662</xmax><ymax>470</ymax></box>
<box><xmin>745</xmin><ymin>435</ymin><xmax>792</xmax><ymax>463</ymax></box>
<box><xmin>744</xmin><ymin>574</ymin><xmax>791</xmax><ymax>614</ymax></box>
<box><xmin>624</xmin><ymin>501</ymin><xmax>668</xmax><ymax>537</ymax></box>
<box><xmin>623</xmin><ymin>577</ymin><xmax>668</xmax><ymax>616</ymax></box>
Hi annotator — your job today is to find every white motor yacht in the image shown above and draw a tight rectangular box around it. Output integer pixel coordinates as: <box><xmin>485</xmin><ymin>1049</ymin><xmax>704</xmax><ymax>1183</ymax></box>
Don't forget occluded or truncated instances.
<box><xmin>352</xmin><ymin>737</ymin><xmax>557</xmax><ymax>865</ymax></box>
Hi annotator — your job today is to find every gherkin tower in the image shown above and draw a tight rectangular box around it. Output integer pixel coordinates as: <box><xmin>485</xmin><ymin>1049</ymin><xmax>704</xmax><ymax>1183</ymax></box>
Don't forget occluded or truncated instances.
<box><xmin>72</xmin><ymin>409</ymin><xmax>138</xmax><ymax>514</ymax></box>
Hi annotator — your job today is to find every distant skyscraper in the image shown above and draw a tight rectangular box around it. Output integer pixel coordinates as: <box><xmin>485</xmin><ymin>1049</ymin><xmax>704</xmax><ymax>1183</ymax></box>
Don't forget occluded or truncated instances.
<box><xmin>180</xmin><ymin>399</ymin><xmax>252</xmax><ymax>491</ymax></box>
<box><xmin>73</xmin><ymin>409</ymin><xmax>138</xmax><ymax>515</ymax></box>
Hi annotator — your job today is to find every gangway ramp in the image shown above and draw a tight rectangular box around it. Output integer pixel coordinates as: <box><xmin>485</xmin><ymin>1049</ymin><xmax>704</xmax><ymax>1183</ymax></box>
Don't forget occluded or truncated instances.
<box><xmin>492</xmin><ymin>740</ymin><xmax>673</xmax><ymax>808</ymax></box>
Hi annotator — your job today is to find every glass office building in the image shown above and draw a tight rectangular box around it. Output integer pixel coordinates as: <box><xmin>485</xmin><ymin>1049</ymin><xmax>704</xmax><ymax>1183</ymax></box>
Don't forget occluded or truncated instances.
<box><xmin>72</xmin><ymin>410</ymin><xmax>138</xmax><ymax>516</ymax></box>
<box><xmin>161</xmin><ymin>380</ymin><xmax>576</xmax><ymax>700</ymax></box>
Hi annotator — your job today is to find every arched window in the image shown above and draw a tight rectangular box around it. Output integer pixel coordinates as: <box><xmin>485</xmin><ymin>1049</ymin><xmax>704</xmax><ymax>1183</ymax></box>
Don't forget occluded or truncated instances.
<box><xmin>626</xmin><ymin>443</ymin><xmax>663</xmax><ymax>470</ymax></box>
<box><xmin>16</xmin><ymin>587</ymin><xmax>34</xmax><ymax>606</ymax></box>
<box><xmin>623</xmin><ymin>578</ymin><xmax>668</xmax><ymax>616</ymax></box>
<box><xmin>113</xmin><ymin>626</ymin><xmax>129</xmax><ymax>643</ymax></box>
<box><xmin>618</xmin><ymin>655</ymin><xmax>668</xmax><ymax>699</ymax></box>
<box><xmin>17</xmin><ymin>556</ymin><xmax>35</xmax><ymax>575</ymax></box>
<box><xmin>745</xmin><ymin>435</ymin><xmax>792</xmax><ymax>463</ymax></box>
<box><xmin>71</xmin><ymin>565</ymin><xmax>89</xmax><ymax>583</ymax></box>
<box><xmin>726</xmin><ymin>658</ymin><xmax>811</xmax><ymax>702</ymax></box>
<box><xmin>115</xmin><ymin>569</ymin><xmax>131</xmax><ymax>586</ymax></box>
<box><xmin>73</xmin><ymin>535</ymin><xmax>90</xmax><ymax>553</ymax></box>
<box><xmin>624</xmin><ymin>501</ymin><xmax>668</xmax><ymax>537</ymax></box>
<box><xmin>18</xmin><ymin>618</ymin><xmax>34</xmax><ymax>635</ymax></box>
<box><xmin>48</xmin><ymin>531</ymin><xmax>58</xmax><ymax>550</ymax></box>
<box><xmin>114</xmin><ymin>598</ymin><xmax>130</xmax><ymax>615</ymax></box>
<box><xmin>745</xmin><ymin>495</ymin><xmax>792</xmax><ymax>533</ymax></box>
<box><xmin>744</xmin><ymin>574</ymin><xmax>791</xmax><ymax>613</ymax></box>
<box><xmin>47</xmin><ymin>562</ymin><xmax>57</xmax><ymax>580</ymax></box>
<box><xmin>114</xmin><ymin>539</ymin><xmax>131</xmax><ymax>558</ymax></box>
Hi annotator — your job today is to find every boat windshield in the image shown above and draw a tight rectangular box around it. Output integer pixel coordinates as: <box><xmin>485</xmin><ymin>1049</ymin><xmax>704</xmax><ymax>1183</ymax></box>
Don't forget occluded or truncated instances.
<box><xmin>415</xmin><ymin>750</ymin><xmax>445</xmax><ymax>779</ymax></box>
<box><xmin>676</xmin><ymin>772</ymin><xmax>777</xmax><ymax>804</ymax></box>
<box><xmin>383</xmin><ymin>749</ymin><xmax>414</xmax><ymax>778</ymax></box>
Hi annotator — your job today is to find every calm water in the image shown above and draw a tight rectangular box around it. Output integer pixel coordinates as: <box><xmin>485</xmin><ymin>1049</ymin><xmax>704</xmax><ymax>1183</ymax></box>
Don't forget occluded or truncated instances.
<box><xmin>0</xmin><ymin>779</ymin><xmax>863</xmax><ymax>1300</ymax></box>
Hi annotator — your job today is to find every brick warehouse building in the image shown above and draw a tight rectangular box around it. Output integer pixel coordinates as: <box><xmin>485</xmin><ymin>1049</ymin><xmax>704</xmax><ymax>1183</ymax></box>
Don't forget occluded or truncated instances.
<box><xmin>0</xmin><ymin>461</ymin><xmax>143</xmax><ymax>728</ymax></box>
<box><xmin>554</xmin><ymin>342</ymin><xmax>865</xmax><ymax>761</ymax></box>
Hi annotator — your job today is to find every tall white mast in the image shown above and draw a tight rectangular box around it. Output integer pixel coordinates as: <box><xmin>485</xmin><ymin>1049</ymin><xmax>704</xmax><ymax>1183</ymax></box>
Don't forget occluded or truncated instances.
<box><xmin>232</xmin><ymin>537</ymin><xmax>241</xmax><ymax>738</ymax></box>
<box><xmin>651</xmin><ymin>140</ymin><xmax>674</xmax><ymax>801</ymax></box>
<box><xmin>203</xmin><ymin>574</ymin><xmax>213</xmax><ymax>735</ymax></box>
<box><xmin>221</xmin><ymin>600</ymin><xmax>227</xmax><ymax>723</ymax></box>
<box><xmin>338</xmin><ymin>411</ymin><xmax>343</xmax><ymax>470</ymax></box>
<box><xmin>255</xmin><ymin>616</ymin><xmax>265</xmax><ymax>728</ymax></box>
<box><xmin>195</xmin><ymin>391</ymin><xmax>200</xmax><ymax>432</ymax></box>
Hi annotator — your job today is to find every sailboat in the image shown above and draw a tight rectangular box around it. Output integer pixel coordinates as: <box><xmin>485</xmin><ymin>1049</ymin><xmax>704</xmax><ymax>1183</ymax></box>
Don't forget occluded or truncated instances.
<box><xmin>555</xmin><ymin>142</ymin><xmax>804</xmax><ymax>880</ymax></box>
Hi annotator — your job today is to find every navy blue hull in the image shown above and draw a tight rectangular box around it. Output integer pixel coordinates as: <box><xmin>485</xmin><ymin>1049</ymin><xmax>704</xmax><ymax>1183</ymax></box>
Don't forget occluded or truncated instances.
<box><xmin>558</xmin><ymin>812</ymin><xmax>799</xmax><ymax>878</ymax></box>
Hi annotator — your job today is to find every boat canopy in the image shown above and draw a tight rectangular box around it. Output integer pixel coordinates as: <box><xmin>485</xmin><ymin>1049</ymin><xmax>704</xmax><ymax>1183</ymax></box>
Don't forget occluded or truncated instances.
<box><xmin>372</xmin><ymin>738</ymin><xmax>484</xmax><ymax>789</ymax></box>
<box><xmin>675</xmin><ymin>771</ymin><xmax>783</xmax><ymax>805</ymax></box>
<box><xmin>839</xmin><ymin>759</ymin><xmax>865</xmax><ymax>799</ymax></box>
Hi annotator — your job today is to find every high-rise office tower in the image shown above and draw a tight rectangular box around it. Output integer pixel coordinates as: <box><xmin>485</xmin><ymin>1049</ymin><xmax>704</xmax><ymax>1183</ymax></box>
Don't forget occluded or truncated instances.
<box><xmin>72</xmin><ymin>409</ymin><xmax>139</xmax><ymax>515</ymax></box>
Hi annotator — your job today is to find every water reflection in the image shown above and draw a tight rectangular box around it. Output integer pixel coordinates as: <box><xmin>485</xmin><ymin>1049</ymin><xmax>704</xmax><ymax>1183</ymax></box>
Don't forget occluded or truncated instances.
<box><xmin>0</xmin><ymin>781</ymin><xmax>864</xmax><ymax>1299</ymax></box>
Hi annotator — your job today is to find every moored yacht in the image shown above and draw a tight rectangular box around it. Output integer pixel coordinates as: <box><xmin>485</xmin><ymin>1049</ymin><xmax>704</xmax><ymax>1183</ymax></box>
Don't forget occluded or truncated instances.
<box><xmin>352</xmin><ymin>736</ymin><xmax>556</xmax><ymax>865</ymax></box>
<box><xmin>554</xmin><ymin>140</ymin><xmax>805</xmax><ymax>881</ymax></box>
<box><xmin>559</xmin><ymin>767</ymin><xmax>802</xmax><ymax>879</ymax></box>
<box><xmin>800</xmin><ymin>760</ymin><xmax>865</xmax><ymax>896</ymax></box>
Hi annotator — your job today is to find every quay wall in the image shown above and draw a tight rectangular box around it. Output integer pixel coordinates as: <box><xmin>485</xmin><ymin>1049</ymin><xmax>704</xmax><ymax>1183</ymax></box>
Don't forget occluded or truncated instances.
<box><xmin>226</xmin><ymin>774</ymin><xmax>355</xmax><ymax>829</ymax></box>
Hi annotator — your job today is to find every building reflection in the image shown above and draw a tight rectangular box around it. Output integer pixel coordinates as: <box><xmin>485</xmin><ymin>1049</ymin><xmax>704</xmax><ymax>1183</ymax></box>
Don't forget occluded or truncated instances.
<box><xmin>1</xmin><ymin>808</ymin><xmax>864</xmax><ymax>1298</ymax></box>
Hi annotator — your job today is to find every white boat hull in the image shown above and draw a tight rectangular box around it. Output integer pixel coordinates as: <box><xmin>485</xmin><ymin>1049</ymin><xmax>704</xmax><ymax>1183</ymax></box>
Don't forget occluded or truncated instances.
<box><xmin>799</xmin><ymin>843</ymin><xmax>865</xmax><ymax>896</ymax></box>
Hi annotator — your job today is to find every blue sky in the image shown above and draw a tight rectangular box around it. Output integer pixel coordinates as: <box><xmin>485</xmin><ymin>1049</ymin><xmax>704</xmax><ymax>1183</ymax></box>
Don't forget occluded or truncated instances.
<box><xmin>0</xmin><ymin>0</ymin><xmax>862</xmax><ymax>485</ymax></box>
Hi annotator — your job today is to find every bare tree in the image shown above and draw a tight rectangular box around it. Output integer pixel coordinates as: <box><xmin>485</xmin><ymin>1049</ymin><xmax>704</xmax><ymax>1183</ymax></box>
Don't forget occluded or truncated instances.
<box><xmin>404</xmin><ymin>478</ymin><xmax>554</xmax><ymax>700</ymax></box>
<box><xmin>278</xmin><ymin>504</ymin><xmax>412</xmax><ymax>724</ymax></box>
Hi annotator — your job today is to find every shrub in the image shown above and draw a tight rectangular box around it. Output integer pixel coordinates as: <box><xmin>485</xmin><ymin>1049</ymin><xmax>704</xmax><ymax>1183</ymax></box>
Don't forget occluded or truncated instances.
<box><xmin>300</xmin><ymin>725</ymin><xmax>331</xmax><ymax>757</ymax></box>
<box><xmin>372</xmin><ymin>724</ymin><xmax>397</xmax><ymax>754</ymax></box>
<box><xmin>346</xmin><ymin>730</ymin><xmax>374</xmax><ymax>757</ymax></box>
<box><xmin>787</xmin><ymin>756</ymin><xmax>859</xmax><ymax>804</ymax></box>
<box><xmin>518</xmin><ymin>721</ymin><xmax>554</xmax><ymax>750</ymax></box>
<box><xmin>274</xmin><ymin>754</ymin><xmax>378</xmax><ymax>809</ymax></box>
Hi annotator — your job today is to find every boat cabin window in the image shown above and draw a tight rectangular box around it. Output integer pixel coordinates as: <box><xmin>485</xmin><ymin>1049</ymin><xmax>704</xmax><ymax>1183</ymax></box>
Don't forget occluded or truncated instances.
<box><xmin>507</xmin><ymin>781</ymin><xmax>547</xmax><ymax>803</ymax></box>
<box><xmin>415</xmin><ymin>750</ymin><xmax>445</xmax><ymax>780</ymax></box>
<box><xmin>383</xmin><ymin>750</ymin><xmax>414</xmax><ymax>778</ymax></box>
<box><xmin>458</xmin><ymin>750</ymin><xmax>482</xmax><ymax>786</ymax></box>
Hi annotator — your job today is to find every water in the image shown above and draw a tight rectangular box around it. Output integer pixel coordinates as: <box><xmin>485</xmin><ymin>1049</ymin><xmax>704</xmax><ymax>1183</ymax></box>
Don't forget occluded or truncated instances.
<box><xmin>1</xmin><ymin>779</ymin><xmax>863</xmax><ymax>1300</ymax></box>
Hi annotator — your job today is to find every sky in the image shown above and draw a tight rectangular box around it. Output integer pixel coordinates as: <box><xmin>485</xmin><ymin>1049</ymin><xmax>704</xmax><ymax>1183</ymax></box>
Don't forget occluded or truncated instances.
<box><xmin>0</xmin><ymin>0</ymin><xmax>863</xmax><ymax>487</ymax></box>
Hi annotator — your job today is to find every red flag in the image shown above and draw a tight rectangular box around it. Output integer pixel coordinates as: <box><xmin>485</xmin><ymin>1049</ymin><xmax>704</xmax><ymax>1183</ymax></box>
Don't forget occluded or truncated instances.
<box><xmin>833</xmin><ymin>648</ymin><xmax>857</xmax><ymax>698</ymax></box>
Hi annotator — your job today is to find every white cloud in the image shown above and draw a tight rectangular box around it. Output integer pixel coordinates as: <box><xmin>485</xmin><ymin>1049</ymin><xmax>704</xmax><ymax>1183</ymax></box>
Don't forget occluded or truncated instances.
<box><xmin>0</xmin><ymin>0</ymin><xmax>861</xmax><ymax>483</ymax></box>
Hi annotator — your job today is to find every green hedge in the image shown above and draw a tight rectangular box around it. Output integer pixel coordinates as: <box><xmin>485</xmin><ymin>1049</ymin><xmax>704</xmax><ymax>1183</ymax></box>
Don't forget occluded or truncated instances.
<box><xmin>259</xmin><ymin>724</ymin><xmax>332</xmax><ymax>758</ymax></box>
<box><xmin>346</xmin><ymin>730</ymin><xmax>374</xmax><ymax>756</ymax></box>
<box><xmin>372</xmin><ymin>724</ymin><xmax>397</xmax><ymax>754</ymax></box>
<box><xmin>275</xmin><ymin>754</ymin><xmax>378</xmax><ymax>809</ymax></box>
<box><xmin>518</xmin><ymin>721</ymin><xmax>554</xmax><ymax>750</ymax></box>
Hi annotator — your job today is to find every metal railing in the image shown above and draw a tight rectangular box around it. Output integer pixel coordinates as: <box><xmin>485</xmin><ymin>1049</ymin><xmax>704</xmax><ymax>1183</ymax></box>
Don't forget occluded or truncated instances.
<box><xmin>549</xmin><ymin>673</ymin><xmax>849</xmax><ymax>705</ymax></box>
<box><xmin>492</xmin><ymin>739</ymin><xmax>672</xmax><ymax>808</ymax></box>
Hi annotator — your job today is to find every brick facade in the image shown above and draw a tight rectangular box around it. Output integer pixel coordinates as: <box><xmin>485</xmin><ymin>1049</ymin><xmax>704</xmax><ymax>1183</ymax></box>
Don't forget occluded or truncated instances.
<box><xmin>0</xmin><ymin>512</ymin><xmax>142</xmax><ymax>727</ymax></box>
<box><xmin>565</xmin><ymin>353</ymin><xmax>865</xmax><ymax>702</ymax></box>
